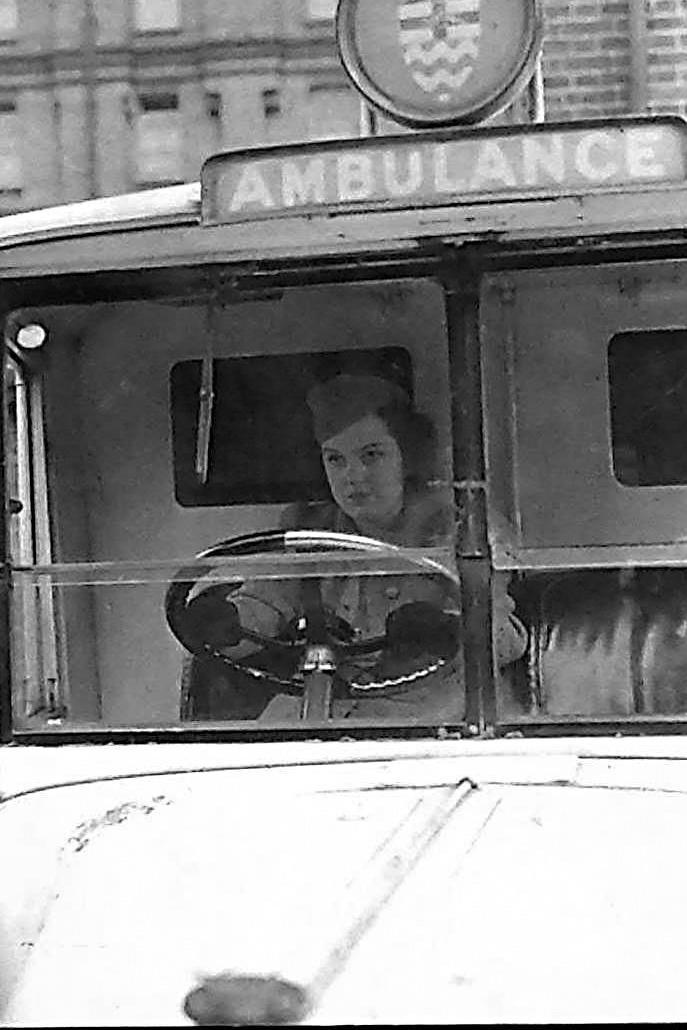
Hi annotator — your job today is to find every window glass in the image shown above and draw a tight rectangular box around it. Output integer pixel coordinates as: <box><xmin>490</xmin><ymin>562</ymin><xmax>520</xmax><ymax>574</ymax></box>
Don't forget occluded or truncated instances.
<box><xmin>609</xmin><ymin>330</ymin><xmax>687</xmax><ymax>486</ymax></box>
<box><xmin>203</xmin><ymin>91</ymin><xmax>223</xmax><ymax>152</ymax></box>
<box><xmin>6</xmin><ymin>280</ymin><xmax>463</xmax><ymax>733</ymax></box>
<box><xmin>262</xmin><ymin>87</ymin><xmax>281</xmax><ymax>120</ymax></box>
<box><xmin>488</xmin><ymin>326</ymin><xmax>687</xmax><ymax>726</ymax></box>
<box><xmin>501</xmin><ymin>565</ymin><xmax>687</xmax><ymax>722</ymax></box>
<box><xmin>134</xmin><ymin>0</ymin><xmax>180</xmax><ymax>31</ymax></box>
<box><xmin>135</xmin><ymin>93</ymin><xmax>182</xmax><ymax>185</ymax></box>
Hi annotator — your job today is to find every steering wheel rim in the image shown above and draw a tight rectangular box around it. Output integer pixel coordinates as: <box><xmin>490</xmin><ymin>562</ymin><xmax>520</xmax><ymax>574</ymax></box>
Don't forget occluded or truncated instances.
<box><xmin>165</xmin><ymin>529</ymin><xmax>461</xmax><ymax>699</ymax></box>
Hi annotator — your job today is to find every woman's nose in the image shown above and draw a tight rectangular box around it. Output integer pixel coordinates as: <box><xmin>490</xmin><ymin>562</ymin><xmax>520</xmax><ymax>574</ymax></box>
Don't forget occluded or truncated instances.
<box><xmin>345</xmin><ymin>457</ymin><xmax>367</xmax><ymax>484</ymax></box>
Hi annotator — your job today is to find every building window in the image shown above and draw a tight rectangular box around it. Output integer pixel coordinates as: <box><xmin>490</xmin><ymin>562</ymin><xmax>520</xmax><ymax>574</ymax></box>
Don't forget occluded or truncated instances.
<box><xmin>0</xmin><ymin>104</ymin><xmax>21</xmax><ymax>193</ymax></box>
<box><xmin>262</xmin><ymin>88</ymin><xmax>281</xmax><ymax>120</ymax></box>
<box><xmin>0</xmin><ymin>0</ymin><xmax>17</xmax><ymax>39</ymax></box>
<box><xmin>206</xmin><ymin>92</ymin><xmax>222</xmax><ymax>122</ymax></box>
<box><xmin>134</xmin><ymin>0</ymin><xmax>180</xmax><ymax>32</ymax></box>
<box><xmin>307</xmin><ymin>0</ymin><xmax>337</xmax><ymax>21</ymax></box>
<box><xmin>135</xmin><ymin>93</ymin><xmax>182</xmax><ymax>186</ymax></box>
<box><xmin>205</xmin><ymin>91</ymin><xmax>222</xmax><ymax>149</ymax></box>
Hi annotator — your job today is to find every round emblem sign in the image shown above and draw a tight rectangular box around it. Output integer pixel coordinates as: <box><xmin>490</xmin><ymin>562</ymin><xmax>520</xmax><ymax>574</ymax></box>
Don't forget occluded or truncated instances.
<box><xmin>336</xmin><ymin>0</ymin><xmax>543</xmax><ymax>127</ymax></box>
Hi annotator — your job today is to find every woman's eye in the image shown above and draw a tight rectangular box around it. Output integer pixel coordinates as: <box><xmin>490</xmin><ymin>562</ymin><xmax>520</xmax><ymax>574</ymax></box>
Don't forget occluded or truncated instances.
<box><xmin>325</xmin><ymin>453</ymin><xmax>345</xmax><ymax>468</ymax></box>
<box><xmin>362</xmin><ymin>448</ymin><xmax>384</xmax><ymax>464</ymax></box>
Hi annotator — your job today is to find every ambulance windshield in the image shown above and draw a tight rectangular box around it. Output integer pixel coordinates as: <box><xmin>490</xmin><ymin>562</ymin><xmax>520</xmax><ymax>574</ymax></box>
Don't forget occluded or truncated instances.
<box><xmin>4</xmin><ymin>278</ymin><xmax>476</xmax><ymax>732</ymax></box>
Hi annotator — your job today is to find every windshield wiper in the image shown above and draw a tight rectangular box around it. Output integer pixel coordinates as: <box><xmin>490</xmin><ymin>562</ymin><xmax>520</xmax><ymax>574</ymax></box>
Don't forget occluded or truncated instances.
<box><xmin>194</xmin><ymin>355</ymin><xmax>214</xmax><ymax>484</ymax></box>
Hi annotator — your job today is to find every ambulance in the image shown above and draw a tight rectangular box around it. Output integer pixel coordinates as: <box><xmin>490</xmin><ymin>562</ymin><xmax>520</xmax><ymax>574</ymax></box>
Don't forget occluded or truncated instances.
<box><xmin>2</xmin><ymin>2</ymin><xmax>687</xmax><ymax>1024</ymax></box>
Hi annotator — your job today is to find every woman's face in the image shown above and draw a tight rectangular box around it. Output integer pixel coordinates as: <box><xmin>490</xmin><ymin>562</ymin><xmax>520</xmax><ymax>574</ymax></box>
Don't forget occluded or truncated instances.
<box><xmin>321</xmin><ymin>414</ymin><xmax>404</xmax><ymax>528</ymax></box>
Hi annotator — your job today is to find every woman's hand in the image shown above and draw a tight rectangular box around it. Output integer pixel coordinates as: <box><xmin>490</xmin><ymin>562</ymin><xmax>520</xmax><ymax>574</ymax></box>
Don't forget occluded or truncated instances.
<box><xmin>184</xmin><ymin>586</ymin><xmax>243</xmax><ymax>651</ymax></box>
<box><xmin>385</xmin><ymin>601</ymin><xmax>461</xmax><ymax>660</ymax></box>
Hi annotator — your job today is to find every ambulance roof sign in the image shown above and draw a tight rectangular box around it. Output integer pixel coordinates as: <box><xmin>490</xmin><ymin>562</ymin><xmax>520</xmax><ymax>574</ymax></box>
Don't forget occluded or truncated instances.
<box><xmin>336</xmin><ymin>0</ymin><xmax>543</xmax><ymax>127</ymax></box>
<box><xmin>201</xmin><ymin>118</ymin><xmax>687</xmax><ymax>226</ymax></box>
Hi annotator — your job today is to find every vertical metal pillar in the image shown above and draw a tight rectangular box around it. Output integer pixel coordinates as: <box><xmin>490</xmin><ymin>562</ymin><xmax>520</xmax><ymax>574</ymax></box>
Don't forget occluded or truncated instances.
<box><xmin>0</xmin><ymin>309</ymin><xmax>11</xmax><ymax>741</ymax></box>
<box><xmin>445</xmin><ymin>274</ymin><xmax>494</xmax><ymax>734</ymax></box>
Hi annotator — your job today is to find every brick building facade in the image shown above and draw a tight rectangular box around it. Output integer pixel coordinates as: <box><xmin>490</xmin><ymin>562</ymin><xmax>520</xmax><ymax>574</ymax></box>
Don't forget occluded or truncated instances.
<box><xmin>542</xmin><ymin>0</ymin><xmax>687</xmax><ymax>120</ymax></box>
<box><xmin>0</xmin><ymin>1</ymin><xmax>685</xmax><ymax>212</ymax></box>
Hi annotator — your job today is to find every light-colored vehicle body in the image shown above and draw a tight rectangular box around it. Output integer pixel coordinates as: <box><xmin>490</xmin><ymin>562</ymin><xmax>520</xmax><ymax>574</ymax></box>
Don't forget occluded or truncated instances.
<box><xmin>4</xmin><ymin>737</ymin><xmax>687</xmax><ymax>1025</ymax></box>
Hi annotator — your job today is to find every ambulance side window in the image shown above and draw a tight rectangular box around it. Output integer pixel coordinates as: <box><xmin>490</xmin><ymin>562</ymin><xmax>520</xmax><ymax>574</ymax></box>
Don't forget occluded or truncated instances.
<box><xmin>609</xmin><ymin>329</ymin><xmax>687</xmax><ymax>486</ymax></box>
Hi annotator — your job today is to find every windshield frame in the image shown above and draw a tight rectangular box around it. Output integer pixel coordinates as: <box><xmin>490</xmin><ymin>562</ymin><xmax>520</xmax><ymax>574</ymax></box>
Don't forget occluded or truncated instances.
<box><xmin>1</xmin><ymin>254</ymin><xmax>478</xmax><ymax>744</ymax></box>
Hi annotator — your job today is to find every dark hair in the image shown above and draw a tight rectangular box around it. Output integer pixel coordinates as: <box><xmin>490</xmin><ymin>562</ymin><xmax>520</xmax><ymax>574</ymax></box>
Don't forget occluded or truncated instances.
<box><xmin>376</xmin><ymin>401</ymin><xmax>438</xmax><ymax>488</ymax></box>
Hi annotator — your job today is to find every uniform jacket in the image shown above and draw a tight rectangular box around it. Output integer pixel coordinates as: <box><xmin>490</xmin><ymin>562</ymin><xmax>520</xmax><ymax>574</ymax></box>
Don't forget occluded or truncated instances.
<box><xmin>224</xmin><ymin>487</ymin><xmax>527</xmax><ymax>722</ymax></box>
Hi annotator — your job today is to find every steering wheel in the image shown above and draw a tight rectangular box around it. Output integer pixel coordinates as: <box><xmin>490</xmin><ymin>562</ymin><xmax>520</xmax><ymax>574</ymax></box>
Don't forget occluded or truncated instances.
<box><xmin>165</xmin><ymin>529</ymin><xmax>461</xmax><ymax>720</ymax></box>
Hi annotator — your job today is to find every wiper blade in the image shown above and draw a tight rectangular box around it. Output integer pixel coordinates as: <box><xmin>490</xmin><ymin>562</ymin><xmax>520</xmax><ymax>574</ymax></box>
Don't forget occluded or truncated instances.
<box><xmin>194</xmin><ymin>354</ymin><xmax>214</xmax><ymax>484</ymax></box>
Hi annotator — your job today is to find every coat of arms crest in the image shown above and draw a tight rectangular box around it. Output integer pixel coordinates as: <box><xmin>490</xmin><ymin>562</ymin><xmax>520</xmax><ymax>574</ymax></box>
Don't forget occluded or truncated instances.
<box><xmin>397</xmin><ymin>0</ymin><xmax>481</xmax><ymax>102</ymax></box>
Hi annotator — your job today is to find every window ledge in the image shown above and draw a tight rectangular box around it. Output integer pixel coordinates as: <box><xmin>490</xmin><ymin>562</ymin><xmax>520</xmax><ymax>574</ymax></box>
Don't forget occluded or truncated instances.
<box><xmin>133</xmin><ymin>27</ymin><xmax>182</xmax><ymax>38</ymax></box>
<box><xmin>134</xmin><ymin>179</ymin><xmax>184</xmax><ymax>191</ymax></box>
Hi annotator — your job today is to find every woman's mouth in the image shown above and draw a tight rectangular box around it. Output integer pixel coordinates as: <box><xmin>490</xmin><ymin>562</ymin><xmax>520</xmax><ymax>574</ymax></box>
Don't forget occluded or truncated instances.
<box><xmin>347</xmin><ymin>490</ymin><xmax>372</xmax><ymax>505</ymax></box>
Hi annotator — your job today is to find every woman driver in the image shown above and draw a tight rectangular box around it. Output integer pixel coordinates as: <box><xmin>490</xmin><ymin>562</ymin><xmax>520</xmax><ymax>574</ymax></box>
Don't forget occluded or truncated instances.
<box><xmin>181</xmin><ymin>373</ymin><xmax>527</xmax><ymax>721</ymax></box>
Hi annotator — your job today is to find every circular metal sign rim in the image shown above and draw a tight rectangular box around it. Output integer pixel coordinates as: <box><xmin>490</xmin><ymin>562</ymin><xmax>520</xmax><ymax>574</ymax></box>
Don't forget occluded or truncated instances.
<box><xmin>336</xmin><ymin>0</ymin><xmax>544</xmax><ymax>128</ymax></box>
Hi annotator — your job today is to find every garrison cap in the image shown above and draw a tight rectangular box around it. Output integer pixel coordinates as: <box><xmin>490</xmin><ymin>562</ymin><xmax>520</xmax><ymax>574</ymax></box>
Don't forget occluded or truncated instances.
<box><xmin>307</xmin><ymin>373</ymin><xmax>409</xmax><ymax>444</ymax></box>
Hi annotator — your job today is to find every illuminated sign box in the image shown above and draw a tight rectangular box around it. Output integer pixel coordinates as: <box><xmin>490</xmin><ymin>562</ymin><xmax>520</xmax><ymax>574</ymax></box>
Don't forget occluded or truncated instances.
<box><xmin>201</xmin><ymin>118</ymin><xmax>687</xmax><ymax>226</ymax></box>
